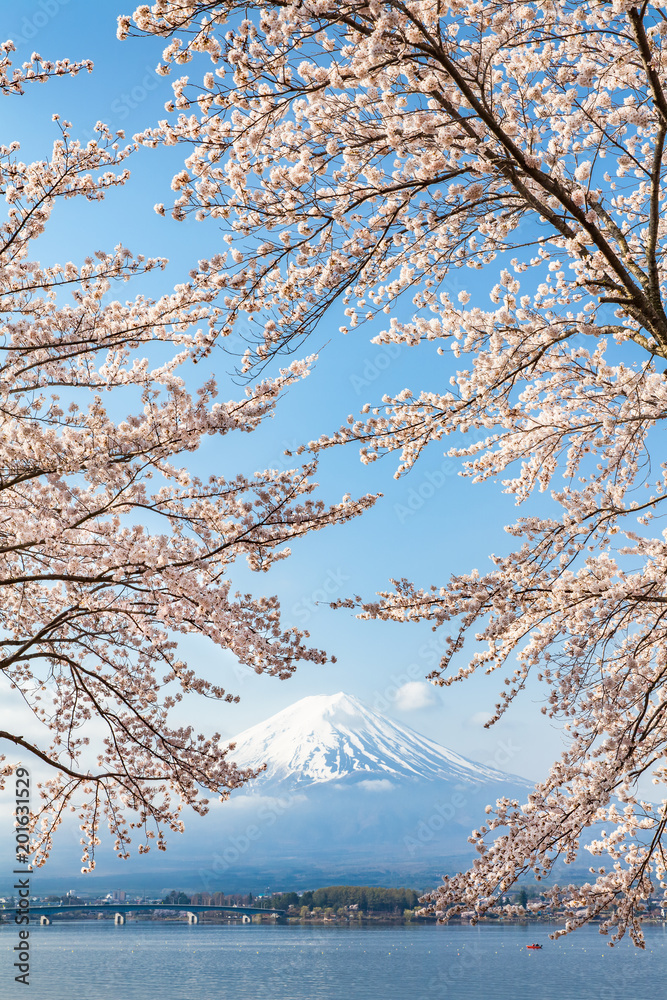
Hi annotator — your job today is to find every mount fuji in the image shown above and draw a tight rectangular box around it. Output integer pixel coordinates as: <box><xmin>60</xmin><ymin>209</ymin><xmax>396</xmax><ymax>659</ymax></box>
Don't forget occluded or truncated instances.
<box><xmin>227</xmin><ymin>691</ymin><xmax>521</xmax><ymax>790</ymax></box>
<box><xmin>179</xmin><ymin>691</ymin><xmax>535</xmax><ymax>889</ymax></box>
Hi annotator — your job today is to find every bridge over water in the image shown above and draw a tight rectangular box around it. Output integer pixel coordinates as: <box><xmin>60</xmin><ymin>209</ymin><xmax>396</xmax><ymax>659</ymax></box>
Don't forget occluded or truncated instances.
<box><xmin>21</xmin><ymin>902</ymin><xmax>285</xmax><ymax>926</ymax></box>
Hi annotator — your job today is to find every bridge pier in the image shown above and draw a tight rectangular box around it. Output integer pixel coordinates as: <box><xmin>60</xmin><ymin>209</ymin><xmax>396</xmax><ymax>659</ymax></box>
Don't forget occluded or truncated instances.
<box><xmin>114</xmin><ymin>913</ymin><xmax>125</xmax><ymax>925</ymax></box>
<box><xmin>39</xmin><ymin>916</ymin><xmax>50</xmax><ymax>926</ymax></box>
<box><xmin>187</xmin><ymin>912</ymin><xmax>198</xmax><ymax>925</ymax></box>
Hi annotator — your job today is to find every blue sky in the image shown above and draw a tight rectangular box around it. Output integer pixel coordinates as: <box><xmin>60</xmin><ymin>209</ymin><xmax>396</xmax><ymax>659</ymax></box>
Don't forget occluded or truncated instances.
<box><xmin>1</xmin><ymin>0</ymin><xmax>571</xmax><ymax>787</ymax></box>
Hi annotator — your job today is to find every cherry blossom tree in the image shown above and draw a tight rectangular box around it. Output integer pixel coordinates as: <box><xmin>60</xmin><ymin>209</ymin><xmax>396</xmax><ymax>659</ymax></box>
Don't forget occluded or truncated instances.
<box><xmin>0</xmin><ymin>41</ymin><xmax>375</xmax><ymax>872</ymax></box>
<box><xmin>123</xmin><ymin>0</ymin><xmax>667</xmax><ymax>942</ymax></box>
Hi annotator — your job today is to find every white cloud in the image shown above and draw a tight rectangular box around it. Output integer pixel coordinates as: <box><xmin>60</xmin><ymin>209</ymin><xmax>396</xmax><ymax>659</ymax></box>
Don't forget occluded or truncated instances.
<box><xmin>358</xmin><ymin>779</ymin><xmax>394</xmax><ymax>793</ymax></box>
<box><xmin>470</xmin><ymin>710</ymin><xmax>493</xmax><ymax>727</ymax></box>
<box><xmin>393</xmin><ymin>681</ymin><xmax>437</xmax><ymax>711</ymax></box>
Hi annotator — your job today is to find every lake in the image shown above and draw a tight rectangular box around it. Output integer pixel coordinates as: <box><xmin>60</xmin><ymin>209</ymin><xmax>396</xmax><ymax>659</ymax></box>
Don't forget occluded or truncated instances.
<box><xmin>1</xmin><ymin>920</ymin><xmax>666</xmax><ymax>999</ymax></box>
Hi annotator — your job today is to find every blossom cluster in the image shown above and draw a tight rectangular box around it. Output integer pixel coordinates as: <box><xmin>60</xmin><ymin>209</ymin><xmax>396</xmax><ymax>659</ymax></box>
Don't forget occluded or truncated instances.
<box><xmin>0</xmin><ymin>40</ymin><xmax>375</xmax><ymax>872</ymax></box>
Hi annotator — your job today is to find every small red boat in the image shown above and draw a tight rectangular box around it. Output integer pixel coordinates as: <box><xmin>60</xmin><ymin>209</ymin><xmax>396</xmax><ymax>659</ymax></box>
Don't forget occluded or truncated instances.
<box><xmin>526</xmin><ymin>944</ymin><xmax>542</xmax><ymax>950</ymax></box>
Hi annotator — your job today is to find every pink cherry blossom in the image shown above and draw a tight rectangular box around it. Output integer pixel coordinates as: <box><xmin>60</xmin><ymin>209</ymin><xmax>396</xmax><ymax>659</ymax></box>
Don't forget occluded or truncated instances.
<box><xmin>124</xmin><ymin>0</ymin><xmax>667</xmax><ymax>943</ymax></box>
<box><xmin>0</xmin><ymin>42</ymin><xmax>376</xmax><ymax>874</ymax></box>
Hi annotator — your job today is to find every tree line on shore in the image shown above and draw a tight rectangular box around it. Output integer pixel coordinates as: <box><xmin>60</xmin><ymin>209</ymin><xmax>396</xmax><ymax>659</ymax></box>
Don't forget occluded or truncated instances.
<box><xmin>181</xmin><ymin>885</ymin><xmax>421</xmax><ymax>915</ymax></box>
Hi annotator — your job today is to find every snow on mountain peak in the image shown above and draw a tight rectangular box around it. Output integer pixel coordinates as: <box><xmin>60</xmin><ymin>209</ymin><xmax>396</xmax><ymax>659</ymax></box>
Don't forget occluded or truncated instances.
<box><xmin>226</xmin><ymin>691</ymin><xmax>518</xmax><ymax>789</ymax></box>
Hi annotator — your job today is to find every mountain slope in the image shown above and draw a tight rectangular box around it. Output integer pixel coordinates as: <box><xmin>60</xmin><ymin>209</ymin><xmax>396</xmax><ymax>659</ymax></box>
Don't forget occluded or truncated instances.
<box><xmin>188</xmin><ymin>692</ymin><xmax>534</xmax><ymax>884</ymax></box>
<box><xmin>227</xmin><ymin>691</ymin><xmax>528</xmax><ymax>789</ymax></box>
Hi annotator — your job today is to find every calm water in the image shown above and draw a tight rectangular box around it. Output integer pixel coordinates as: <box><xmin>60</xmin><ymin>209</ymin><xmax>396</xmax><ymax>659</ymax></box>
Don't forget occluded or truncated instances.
<box><xmin>1</xmin><ymin>920</ymin><xmax>666</xmax><ymax>999</ymax></box>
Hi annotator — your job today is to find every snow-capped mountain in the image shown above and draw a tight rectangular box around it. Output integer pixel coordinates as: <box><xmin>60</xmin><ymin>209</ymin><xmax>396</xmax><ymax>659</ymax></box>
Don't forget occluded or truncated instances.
<box><xmin>227</xmin><ymin>691</ymin><xmax>520</xmax><ymax>790</ymax></box>
<box><xmin>190</xmin><ymin>691</ymin><xmax>534</xmax><ymax>886</ymax></box>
